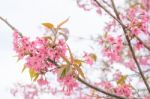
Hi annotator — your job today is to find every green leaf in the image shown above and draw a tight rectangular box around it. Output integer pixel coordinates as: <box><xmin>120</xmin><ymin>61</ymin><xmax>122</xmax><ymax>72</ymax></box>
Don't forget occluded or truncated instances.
<box><xmin>74</xmin><ymin>59</ymin><xmax>84</xmax><ymax>66</ymax></box>
<box><xmin>57</xmin><ymin>18</ymin><xmax>69</xmax><ymax>28</ymax></box>
<box><xmin>21</xmin><ymin>64</ymin><xmax>27</xmax><ymax>73</ymax></box>
<box><xmin>67</xmin><ymin>45</ymin><xmax>74</xmax><ymax>63</ymax></box>
<box><xmin>89</xmin><ymin>53</ymin><xmax>97</xmax><ymax>61</ymax></box>
<box><xmin>33</xmin><ymin>74</ymin><xmax>39</xmax><ymax>81</ymax></box>
<box><xmin>61</xmin><ymin>55</ymin><xmax>70</xmax><ymax>65</ymax></box>
<box><xmin>42</xmin><ymin>22</ymin><xmax>54</xmax><ymax>29</ymax></box>
<box><xmin>58</xmin><ymin>64</ymin><xmax>72</xmax><ymax>78</ymax></box>
<box><xmin>58</xmin><ymin>66</ymin><xmax>67</xmax><ymax>78</ymax></box>
<box><xmin>117</xmin><ymin>75</ymin><xmax>127</xmax><ymax>85</ymax></box>
<box><xmin>29</xmin><ymin>68</ymin><xmax>36</xmax><ymax>80</ymax></box>
<box><xmin>61</xmin><ymin>68</ymin><xmax>67</xmax><ymax>78</ymax></box>
<box><xmin>73</xmin><ymin>64</ymin><xmax>85</xmax><ymax>79</ymax></box>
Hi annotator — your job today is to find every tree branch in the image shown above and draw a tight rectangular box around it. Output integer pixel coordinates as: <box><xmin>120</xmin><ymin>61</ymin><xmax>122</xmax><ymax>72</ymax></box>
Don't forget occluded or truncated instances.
<box><xmin>77</xmin><ymin>77</ymin><xmax>126</xmax><ymax>99</ymax></box>
<box><xmin>0</xmin><ymin>16</ymin><xmax>23</xmax><ymax>37</ymax></box>
<box><xmin>101</xmin><ymin>0</ymin><xmax>112</xmax><ymax>8</ymax></box>
<box><xmin>110</xmin><ymin>0</ymin><xmax>150</xmax><ymax>94</ymax></box>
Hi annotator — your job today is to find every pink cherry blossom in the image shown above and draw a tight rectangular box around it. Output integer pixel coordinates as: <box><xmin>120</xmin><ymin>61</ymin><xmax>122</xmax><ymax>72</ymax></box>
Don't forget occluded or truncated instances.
<box><xmin>114</xmin><ymin>84</ymin><xmax>132</xmax><ymax>97</ymax></box>
<box><xmin>37</xmin><ymin>76</ymin><xmax>48</xmax><ymax>86</ymax></box>
<box><xmin>100</xmin><ymin>81</ymin><xmax>112</xmax><ymax>89</ymax></box>
<box><xmin>58</xmin><ymin>75</ymin><xmax>78</xmax><ymax>95</ymax></box>
<box><xmin>83</xmin><ymin>52</ymin><xmax>94</xmax><ymax>65</ymax></box>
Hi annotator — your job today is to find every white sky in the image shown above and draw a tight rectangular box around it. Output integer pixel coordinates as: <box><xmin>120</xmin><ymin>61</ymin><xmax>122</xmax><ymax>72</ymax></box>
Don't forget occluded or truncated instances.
<box><xmin>0</xmin><ymin>0</ymin><xmax>104</xmax><ymax>98</ymax></box>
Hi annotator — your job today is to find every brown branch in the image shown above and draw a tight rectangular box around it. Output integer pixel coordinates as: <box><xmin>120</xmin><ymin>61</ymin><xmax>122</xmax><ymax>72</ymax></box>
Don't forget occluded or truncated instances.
<box><xmin>110</xmin><ymin>0</ymin><xmax>150</xmax><ymax>94</ymax></box>
<box><xmin>48</xmin><ymin>58</ymin><xmax>126</xmax><ymax>99</ymax></box>
<box><xmin>77</xmin><ymin>77</ymin><xmax>126</xmax><ymax>99</ymax></box>
<box><xmin>0</xmin><ymin>16</ymin><xmax>23</xmax><ymax>37</ymax></box>
<box><xmin>0</xmin><ymin>16</ymin><xmax>16</xmax><ymax>30</ymax></box>
<box><xmin>101</xmin><ymin>0</ymin><xmax>112</xmax><ymax>8</ymax></box>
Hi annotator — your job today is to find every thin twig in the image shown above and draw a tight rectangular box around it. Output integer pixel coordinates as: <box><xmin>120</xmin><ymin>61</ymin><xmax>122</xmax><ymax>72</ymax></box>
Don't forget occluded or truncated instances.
<box><xmin>102</xmin><ymin>0</ymin><xmax>112</xmax><ymax>8</ymax></box>
<box><xmin>94</xmin><ymin>0</ymin><xmax>126</xmax><ymax>28</ymax></box>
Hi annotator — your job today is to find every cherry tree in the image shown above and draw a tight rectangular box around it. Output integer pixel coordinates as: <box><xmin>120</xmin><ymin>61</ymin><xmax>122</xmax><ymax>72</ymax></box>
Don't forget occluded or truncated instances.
<box><xmin>0</xmin><ymin>0</ymin><xmax>150</xmax><ymax>98</ymax></box>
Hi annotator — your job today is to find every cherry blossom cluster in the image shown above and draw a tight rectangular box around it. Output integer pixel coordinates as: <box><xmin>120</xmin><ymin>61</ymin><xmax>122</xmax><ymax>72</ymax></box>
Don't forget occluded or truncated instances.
<box><xmin>12</xmin><ymin>24</ymin><xmax>81</xmax><ymax>97</ymax></box>
<box><xmin>13</xmin><ymin>31</ymin><xmax>67</xmax><ymax>73</ymax></box>
<box><xmin>100</xmin><ymin>35</ymin><xmax>123</xmax><ymax>63</ymax></box>
<box><xmin>126</xmin><ymin>6</ymin><xmax>149</xmax><ymax>35</ymax></box>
